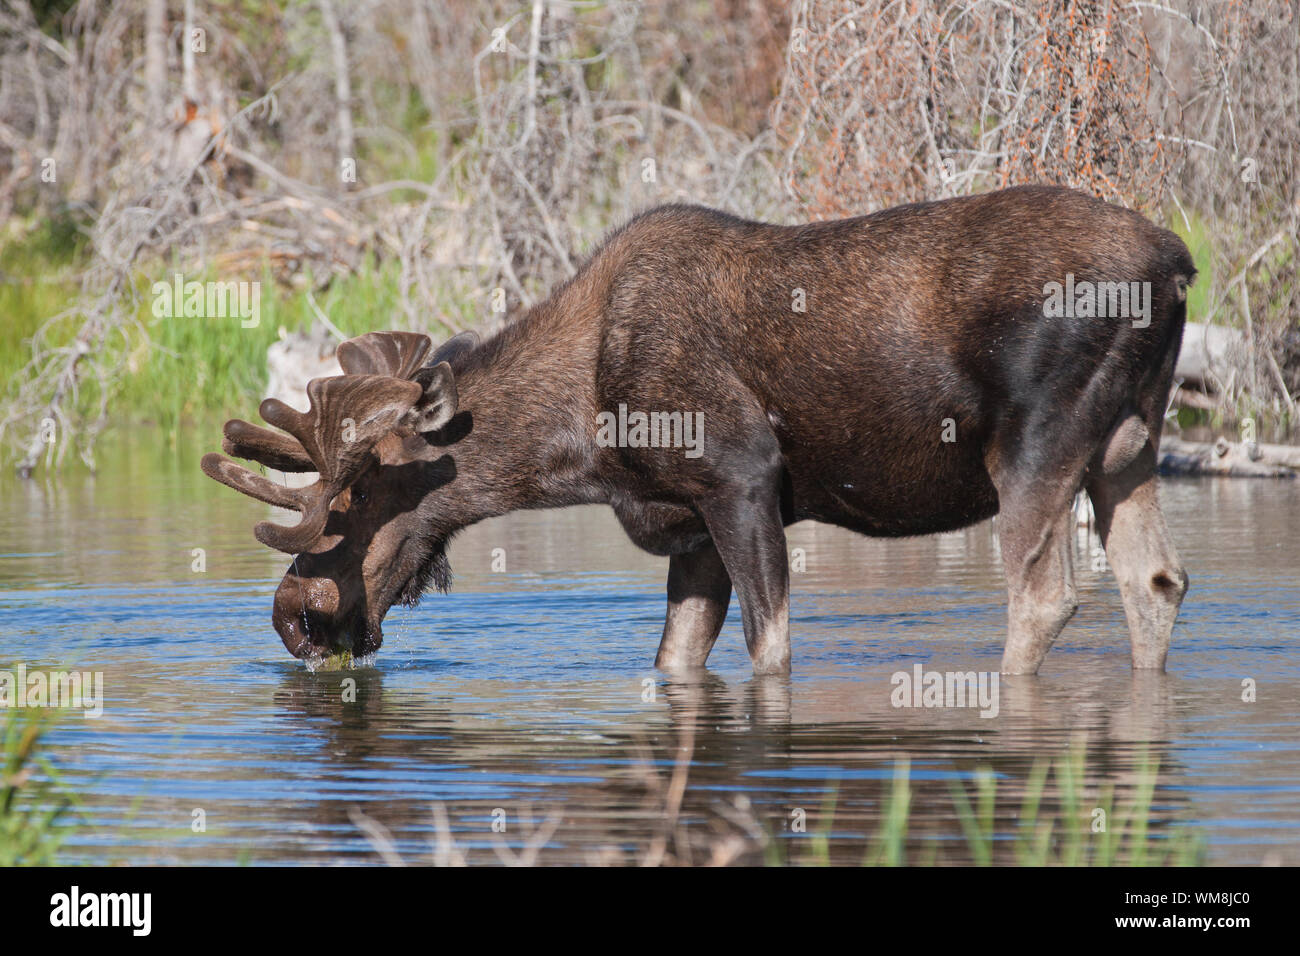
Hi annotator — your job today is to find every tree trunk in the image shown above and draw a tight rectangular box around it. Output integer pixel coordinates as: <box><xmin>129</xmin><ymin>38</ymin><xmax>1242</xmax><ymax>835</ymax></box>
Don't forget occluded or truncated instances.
<box><xmin>318</xmin><ymin>0</ymin><xmax>355</xmax><ymax>184</ymax></box>
<box><xmin>145</xmin><ymin>0</ymin><xmax>167</xmax><ymax>118</ymax></box>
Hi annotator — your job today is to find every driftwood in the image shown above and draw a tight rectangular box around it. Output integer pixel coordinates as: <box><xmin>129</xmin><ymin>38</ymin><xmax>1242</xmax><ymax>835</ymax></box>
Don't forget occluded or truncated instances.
<box><xmin>265</xmin><ymin>325</ymin><xmax>342</xmax><ymax>412</ymax></box>
<box><xmin>1158</xmin><ymin>436</ymin><xmax>1299</xmax><ymax>477</ymax></box>
<box><xmin>1175</xmin><ymin>322</ymin><xmax>1247</xmax><ymax>393</ymax></box>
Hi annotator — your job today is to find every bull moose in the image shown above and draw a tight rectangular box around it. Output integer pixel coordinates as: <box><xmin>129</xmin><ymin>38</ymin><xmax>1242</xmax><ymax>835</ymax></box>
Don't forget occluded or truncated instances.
<box><xmin>203</xmin><ymin>185</ymin><xmax>1194</xmax><ymax>676</ymax></box>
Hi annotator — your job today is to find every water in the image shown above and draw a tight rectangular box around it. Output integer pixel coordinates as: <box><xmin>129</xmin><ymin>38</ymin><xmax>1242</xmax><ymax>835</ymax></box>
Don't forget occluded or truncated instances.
<box><xmin>1</xmin><ymin>427</ymin><xmax>1298</xmax><ymax>865</ymax></box>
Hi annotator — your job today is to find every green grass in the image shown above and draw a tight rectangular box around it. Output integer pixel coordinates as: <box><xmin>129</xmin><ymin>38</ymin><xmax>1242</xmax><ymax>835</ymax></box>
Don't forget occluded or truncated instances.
<box><xmin>775</xmin><ymin>742</ymin><xmax>1205</xmax><ymax>867</ymax></box>
<box><xmin>0</xmin><ymin>210</ymin><xmax>89</xmax><ymax>389</ymax></box>
<box><xmin>1165</xmin><ymin>203</ymin><xmax>1297</xmax><ymax>434</ymax></box>
<box><xmin>1167</xmin><ymin>207</ymin><xmax>1214</xmax><ymax>325</ymax></box>
<box><xmin>0</xmin><ymin>709</ymin><xmax>78</xmax><ymax>866</ymax></box>
<box><xmin>1</xmin><ymin>231</ymin><xmax>464</xmax><ymax>457</ymax></box>
<box><xmin>1167</xmin><ymin>203</ymin><xmax>1296</xmax><ymax>334</ymax></box>
<box><xmin>113</xmin><ymin>255</ymin><xmax>437</xmax><ymax>430</ymax></box>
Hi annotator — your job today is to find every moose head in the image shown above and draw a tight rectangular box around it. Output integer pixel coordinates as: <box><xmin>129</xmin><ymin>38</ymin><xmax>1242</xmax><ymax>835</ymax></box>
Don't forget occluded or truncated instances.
<box><xmin>202</xmin><ymin>330</ymin><xmax>480</xmax><ymax>661</ymax></box>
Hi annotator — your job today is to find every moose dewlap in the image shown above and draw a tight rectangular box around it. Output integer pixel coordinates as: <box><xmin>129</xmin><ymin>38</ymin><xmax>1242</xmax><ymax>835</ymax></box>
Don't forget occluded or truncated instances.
<box><xmin>203</xmin><ymin>185</ymin><xmax>1194</xmax><ymax>676</ymax></box>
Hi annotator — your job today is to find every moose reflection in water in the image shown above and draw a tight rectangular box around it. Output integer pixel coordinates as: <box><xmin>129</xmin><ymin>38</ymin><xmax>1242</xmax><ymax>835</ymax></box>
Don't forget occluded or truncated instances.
<box><xmin>265</xmin><ymin>665</ymin><xmax>1194</xmax><ymax>866</ymax></box>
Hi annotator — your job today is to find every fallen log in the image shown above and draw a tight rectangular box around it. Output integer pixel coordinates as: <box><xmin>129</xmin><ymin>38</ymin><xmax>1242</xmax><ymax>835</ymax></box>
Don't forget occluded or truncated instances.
<box><xmin>1158</xmin><ymin>436</ymin><xmax>1299</xmax><ymax>477</ymax></box>
<box><xmin>1169</xmin><ymin>385</ymin><xmax>1218</xmax><ymax>411</ymax></box>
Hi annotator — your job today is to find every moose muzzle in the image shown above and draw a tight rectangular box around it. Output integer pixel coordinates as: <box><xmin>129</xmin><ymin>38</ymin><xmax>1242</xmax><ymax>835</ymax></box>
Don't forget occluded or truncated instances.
<box><xmin>271</xmin><ymin>568</ymin><xmax>380</xmax><ymax>659</ymax></box>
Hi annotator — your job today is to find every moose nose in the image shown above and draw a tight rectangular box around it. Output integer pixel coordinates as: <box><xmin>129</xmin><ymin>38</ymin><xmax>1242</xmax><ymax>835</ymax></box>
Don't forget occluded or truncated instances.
<box><xmin>272</xmin><ymin>574</ymin><xmax>342</xmax><ymax>658</ymax></box>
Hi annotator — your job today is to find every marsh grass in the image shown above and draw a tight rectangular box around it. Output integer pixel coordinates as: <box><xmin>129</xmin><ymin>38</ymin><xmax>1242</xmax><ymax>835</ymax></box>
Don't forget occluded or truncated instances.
<box><xmin>0</xmin><ymin>709</ymin><xmax>78</xmax><ymax>866</ymax></box>
<box><xmin>114</xmin><ymin>256</ymin><xmax>447</xmax><ymax>431</ymax></box>
<box><xmin>0</xmin><ymin>213</ymin><xmax>89</xmax><ymax>391</ymax></box>
<box><xmin>1168</xmin><ymin>208</ymin><xmax>1214</xmax><ymax>327</ymax></box>
<box><xmin>748</xmin><ymin>739</ymin><xmax>1204</xmax><ymax>867</ymax></box>
<box><xmin>829</xmin><ymin>743</ymin><xmax>1203</xmax><ymax>867</ymax></box>
<box><xmin>1167</xmin><ymin>205</ymin><xmax>1298</xmax><ymax>436</ymax></box>
<box><xmin>2</xmin><ymin>234</ymin><xmax>460</xmax><ymax>451</ymax></box>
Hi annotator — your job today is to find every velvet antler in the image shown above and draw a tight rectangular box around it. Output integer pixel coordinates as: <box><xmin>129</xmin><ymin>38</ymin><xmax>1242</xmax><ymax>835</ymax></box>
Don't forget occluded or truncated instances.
<box><xmin>202</xmin><ymin>330</ymin><xmax>476</xmax><ymax>551</ymax></box>
<box><xmin>203</xmin><ymin>330</ymin><xmax>453</xmax><ymax>553</ymax></box>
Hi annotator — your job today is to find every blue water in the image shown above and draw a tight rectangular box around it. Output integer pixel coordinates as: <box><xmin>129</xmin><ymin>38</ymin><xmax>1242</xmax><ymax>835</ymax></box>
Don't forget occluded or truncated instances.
<box><xmin>1</xmin><ymin>433</ymin><xmax>1298</xmax><ymax>864</ymax></box>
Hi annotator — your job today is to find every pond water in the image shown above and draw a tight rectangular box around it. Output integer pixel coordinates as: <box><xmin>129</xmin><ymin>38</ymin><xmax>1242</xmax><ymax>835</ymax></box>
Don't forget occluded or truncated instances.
<box><xmin>1</xmin><ymin>426</ymin><xmax>1297</xmax><ymax>865</ymax></box>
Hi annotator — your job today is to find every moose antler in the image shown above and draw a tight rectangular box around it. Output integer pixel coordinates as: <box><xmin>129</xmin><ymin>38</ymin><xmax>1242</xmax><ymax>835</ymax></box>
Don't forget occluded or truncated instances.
<box><xmin>335</xmin><ymin>328</ymin><xmax>479</xmax><ymax>378</ymax></box>
<box><xmin>203</xmin><ymin>374</ymin><xmax>424</xmax><ymax>552</ymax></box>
<box><xmin>202</xmin><ymin>330</ymin><xmax>451</xmax><ymax>554</ymax></box>
<box><xmin>203</xmin><ymin>330</ymin><xmax>473</xmax><ymax>553</ymax></box>
<box><xmin>220</xmin><ymin>417</ymin><xmax>317</xmax><ymax>472</ymax></box>
<box><xmin>337</xmin><ymin>330</ymin><xmax>433</xmax><ymax>379</ymax></box>
<box><xmin>215</xmin><ymin>331</ymin><xmax>446</xmax><ymax>474</ymax></box>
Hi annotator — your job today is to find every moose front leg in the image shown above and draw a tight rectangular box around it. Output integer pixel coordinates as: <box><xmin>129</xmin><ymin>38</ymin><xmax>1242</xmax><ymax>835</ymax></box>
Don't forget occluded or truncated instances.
<box><xmin>695</xmin><ymin>458</ymin><xmax>792</xmax><ymax>676</ymax></box>
<box><xmin>655</xmin><ymin>543</ymin><xmax>732</xmax><ymax>672</ymax></box>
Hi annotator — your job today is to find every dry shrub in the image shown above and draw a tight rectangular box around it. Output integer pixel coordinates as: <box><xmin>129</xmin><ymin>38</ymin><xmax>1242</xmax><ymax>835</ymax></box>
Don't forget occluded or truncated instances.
<box><xmin>773</xmin><ymin>0</ymin><xmax>1298</xmax><ymax>424</ymax></box>
<box><xmin>773</xmin><ymin>0</ymin><xmax>1174</xmax><ymax>217</ymax></box>
<box><xmin>2</xmin><ymin>0</ymin><xmax>1298</xmax><ymax>471</ymax></box>
<box><xmin>455</xmin><ymin>0</ymin><xmax>784</xmax><ymax>314</ymax></box>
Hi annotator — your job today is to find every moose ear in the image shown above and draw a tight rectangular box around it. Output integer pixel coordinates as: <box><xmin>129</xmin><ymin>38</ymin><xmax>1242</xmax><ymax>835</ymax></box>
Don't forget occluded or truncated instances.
<box><xmin>404</xmin><ymin>361</ymin><xmax>458</xmax><ymax>433</ymax></box>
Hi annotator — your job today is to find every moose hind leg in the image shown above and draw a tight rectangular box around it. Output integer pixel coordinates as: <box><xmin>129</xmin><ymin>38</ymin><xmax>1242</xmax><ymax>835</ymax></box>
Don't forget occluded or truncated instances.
<box><xmin>998</xmin><ymin>503</ymin><xmax>1079</xmax><ymax>675</ymax></box>
<box><xmin>1087</xmin><ymin>438</ymin><xmax>1187</xmax><ymax>670</ymax></box>
<box><xmin>656</xmin><ymin>543</ymin><xmax>732</xmax><ymax>672</ymax></box>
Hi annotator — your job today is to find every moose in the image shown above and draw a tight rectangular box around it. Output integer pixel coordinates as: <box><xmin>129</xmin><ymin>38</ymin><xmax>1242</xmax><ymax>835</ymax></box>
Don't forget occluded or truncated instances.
<box><xmin>203</xmin><ymin>185</ymin><xmax>1194</xmax><ymax>676</ymax></box>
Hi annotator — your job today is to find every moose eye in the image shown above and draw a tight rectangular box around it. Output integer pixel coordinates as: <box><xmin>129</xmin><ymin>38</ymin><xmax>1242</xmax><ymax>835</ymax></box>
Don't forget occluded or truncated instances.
<box><xmin>352</xmin><ymin>487</ymin><xmax>368</xmax><ymax>505</ymax></box>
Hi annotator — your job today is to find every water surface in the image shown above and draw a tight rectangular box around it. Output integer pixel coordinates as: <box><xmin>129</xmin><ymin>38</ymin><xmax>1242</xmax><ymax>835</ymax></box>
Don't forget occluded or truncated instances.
<box><xmin>1</xmin><ymin>428</ymin><xmax>1297</xmax><ymax>864</ymax></box>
